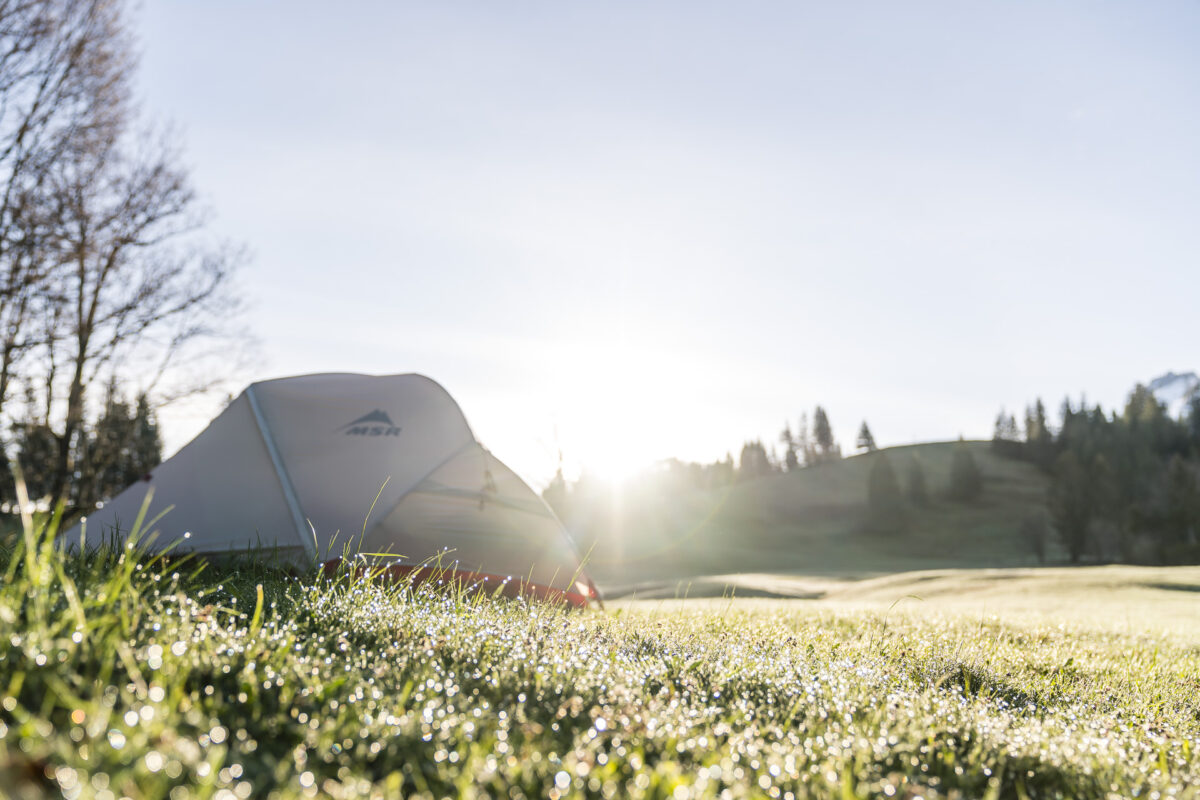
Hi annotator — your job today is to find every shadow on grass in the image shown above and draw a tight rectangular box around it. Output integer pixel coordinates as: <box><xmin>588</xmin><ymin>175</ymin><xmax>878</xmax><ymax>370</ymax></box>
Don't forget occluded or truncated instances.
<box><xmin>1142</xmin><ymin>582</ymin><xmax>1200</xmax><ymax>594</ymax></box>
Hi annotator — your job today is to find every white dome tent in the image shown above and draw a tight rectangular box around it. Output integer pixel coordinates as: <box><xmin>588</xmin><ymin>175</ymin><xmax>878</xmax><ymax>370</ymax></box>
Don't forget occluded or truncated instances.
<box><xmin>65</xmin><ymin>373</ymin><xmax>600</xmax><ymax>608</ymax></box>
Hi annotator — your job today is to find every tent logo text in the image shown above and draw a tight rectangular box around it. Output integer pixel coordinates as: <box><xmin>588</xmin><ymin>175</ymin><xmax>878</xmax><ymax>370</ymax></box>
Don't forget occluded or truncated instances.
<box><xmin>341</xmin><ymin>409</ymin><xmax>401</xmax><ymax>437</ymax></box>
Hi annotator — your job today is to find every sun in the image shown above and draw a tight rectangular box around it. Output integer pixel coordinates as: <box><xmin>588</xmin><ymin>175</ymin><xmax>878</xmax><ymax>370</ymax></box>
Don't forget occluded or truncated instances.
<box><xmin>554</xmin><ymin>391</ymin><xmax>660</xmax><ymax>483</ymax></box>
<box><xmin>547</xmin><ymin>340</ymin><xmax>678</xmax><ymax>484</ymax></box>
<box><xmin>575</xmin><ymin>425</ymin><xmax>652</xmax><ymax>483</ymax></box>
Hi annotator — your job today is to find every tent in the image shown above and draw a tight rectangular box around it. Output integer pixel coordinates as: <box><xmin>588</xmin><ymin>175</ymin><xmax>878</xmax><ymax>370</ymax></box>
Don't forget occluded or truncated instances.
<box><xmin>64</xmin><ymin>373</ymin><xmax>600</xmax><ymax>607</ymax></box>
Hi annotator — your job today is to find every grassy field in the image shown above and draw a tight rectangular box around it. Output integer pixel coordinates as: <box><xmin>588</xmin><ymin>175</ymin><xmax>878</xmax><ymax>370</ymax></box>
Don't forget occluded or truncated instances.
<box><xmin>575</xmin><ymin>441</ymin><xmax>1055</xmax><ymax>589</ymax></box>
<box><xmin>619</xmin><ymin>565</ymin><xmax>1200</xmax><ymax>637</ymax></box>
<box><xmin>3</xmin><ymin>519</ymin><xmax>1199</xmax><ymax>799</ymax></box>
<box><xmin>607</xmin><ymin>565</ymin><xmax>1200</xmax><ymax>635</ymax></box>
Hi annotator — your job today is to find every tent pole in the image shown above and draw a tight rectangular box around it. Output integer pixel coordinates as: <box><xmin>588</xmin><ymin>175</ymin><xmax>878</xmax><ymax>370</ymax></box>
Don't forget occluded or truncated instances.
<box><xmin>246</xmin><ymin>386</ymin><xmax>317</xmax><ymax>562</ymax></box>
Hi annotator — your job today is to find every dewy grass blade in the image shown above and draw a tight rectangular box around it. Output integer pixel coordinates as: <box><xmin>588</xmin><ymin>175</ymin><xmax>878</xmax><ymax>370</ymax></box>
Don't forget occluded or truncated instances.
<box><xmin>359</xmin><ymin>476</ymin><xmax>391</xmax><ymax>552</ymax></box>
<box><xmin>250</xmin><ymin>583</ymin><xmax>264</xmax><ymax>635</ymax></box>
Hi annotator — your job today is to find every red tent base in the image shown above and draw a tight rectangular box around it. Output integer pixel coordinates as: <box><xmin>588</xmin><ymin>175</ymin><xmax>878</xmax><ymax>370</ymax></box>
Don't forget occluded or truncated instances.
<box><xmin>321</xmin><ymin>558</ymin><xmax>602</xmax><ymax>609</ymax></box>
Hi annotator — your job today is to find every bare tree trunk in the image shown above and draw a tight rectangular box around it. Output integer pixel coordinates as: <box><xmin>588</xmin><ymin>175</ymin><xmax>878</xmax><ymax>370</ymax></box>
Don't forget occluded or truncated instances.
<box><xmin>48</xmin><ymin>249</ymin><xmax>92</xmax><ymax>508</ymax></box>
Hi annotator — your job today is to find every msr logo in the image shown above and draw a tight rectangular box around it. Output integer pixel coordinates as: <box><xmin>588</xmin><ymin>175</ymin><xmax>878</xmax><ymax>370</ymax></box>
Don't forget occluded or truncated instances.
<box><xmin>340</xmin><ymin>410</ymin><xmax>401</xmax><ymax>437</ymax></box>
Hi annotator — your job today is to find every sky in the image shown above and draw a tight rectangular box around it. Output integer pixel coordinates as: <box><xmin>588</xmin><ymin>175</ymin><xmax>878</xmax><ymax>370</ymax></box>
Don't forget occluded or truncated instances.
<box><xmin>136</xmin><ymin>1</ymin><xmax>1200</xmax><ymax>486</ymax></box>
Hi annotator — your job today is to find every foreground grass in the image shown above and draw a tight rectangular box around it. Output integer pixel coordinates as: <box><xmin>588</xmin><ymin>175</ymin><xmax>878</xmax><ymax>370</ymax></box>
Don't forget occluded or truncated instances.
<box><xmin>2</xmin><ymin>533</ymin><xmax>1199</xmax><ymax>798</ymax></box>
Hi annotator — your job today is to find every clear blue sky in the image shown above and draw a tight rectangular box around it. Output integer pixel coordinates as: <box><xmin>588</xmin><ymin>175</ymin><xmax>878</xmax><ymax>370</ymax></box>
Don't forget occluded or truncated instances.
<box><xmin>138</xmin><ymin>1</ymin><xmax>1200</xmax><ymax>484</ymax></box>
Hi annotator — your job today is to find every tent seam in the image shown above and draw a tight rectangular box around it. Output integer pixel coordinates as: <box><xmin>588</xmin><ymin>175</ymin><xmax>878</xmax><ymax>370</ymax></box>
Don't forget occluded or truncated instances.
<box><xmin>358</xmin><ymin>439</ymin><xmax>483</xmax><ymax>545</ymax></box>
<box><xmin>245</xmin><ymin>385</ymin><xmax>317</xmax><ymax>561</ymax></box>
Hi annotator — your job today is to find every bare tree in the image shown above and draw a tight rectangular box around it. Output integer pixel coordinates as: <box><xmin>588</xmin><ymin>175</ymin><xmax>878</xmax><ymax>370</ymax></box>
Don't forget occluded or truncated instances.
<box><xmin>39</xmin><ymin>131</ymin><xmax>239</xmax><ymax>507</ymax></box>
<box><xmin>0</xmin><ymin>0</ymin><xmax>132</xmax><ymax>417</ymax></box>
<box><xmin>0</xmin><ymin>0</ymin><xmax>242</xmax><ymax>507</ymax></box>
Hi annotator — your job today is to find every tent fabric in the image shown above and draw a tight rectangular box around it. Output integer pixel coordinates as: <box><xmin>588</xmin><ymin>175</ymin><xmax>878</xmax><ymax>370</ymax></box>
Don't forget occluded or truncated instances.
<box><xmin>365</xmin><ymin>444</ymin><xmax>586</xmax><ymax>589</ymax></box>
<box><xmin>64</xmin><ymin>373</ymin><xmax>597</xmax><ymax>604</ymax></box>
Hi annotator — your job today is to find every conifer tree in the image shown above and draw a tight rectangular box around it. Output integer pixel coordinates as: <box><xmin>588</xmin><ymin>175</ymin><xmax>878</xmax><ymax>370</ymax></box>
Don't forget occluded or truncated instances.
<box><xmin>993</xmin><ymin>410</ymin><xmax>1018</xmax><ymax>441</ymax></box>
<box><xmin>1034</xmin><ymin>398</ymin><xmax>1049</xmax><ymax>439</ymax></box>
<box><xmin>86</xmin><ymin>390</ymin><xmax>133</xmax><ymax>502</ymax></box>
<box><xmin>715</xmin><ymin>453</ymin><xmax>735</xmax><ymax>486</ymax></box>
<box><xmin>130</xmin><ymin>395</ymin><xmax>163</xmax><ymax>479</ymax></box>
<box><xmin>738</xmin><ymin>440</ymin><xmax>771</xmax><ymax>479</ymax></box>
<box><xmin>74</xmin><ymin>387</ymin><xmax>163</xmax><ymax>510</ymax></box>
<box><xmin>856</xmin><ymin>421</ymin><xmax>877</xmax><ymax>452</ymax></box>
<box><xmin>1022</xmin><ymin>398</ymin><xmax>1055</xmax><ymax>469</ymax></box>
<box><xmin>1187</xmin><ymin>397</ymin><xmax>1200</xmax><ymax>447</ymax></box>
<box><xmin>9</xmin><ymin>420</ymin><xmax>59</xmax><ymax>504</ymax></box>
<box><xmin>1089</xmin><ymin>453</ymin><xmax>1119</xmax><ymax>524</ymax></box>
<box><xmin>1024</xmin><ymin>399</ymin><xmax>1050</xmax><ymax>442</ymax></box>
<box><xmin>796</xmin><ymin>413</ymin><xmax>815</xmax><ymax>467</ymax></box>
<box><xmin>1048</xmin><ymin>450</ymin><xmax>1092</xmax><ymax>563</ymax></box>
<box><xmin>812</xmin><ymin>406</ymin><xmax>837</xmax><ymax>463</ymax></box>
<box><xmin>1163</xmin><ymin>455</ymin><xmax>1200</xmax><ymax>553</ymax></box>
<box><xmin>780</xmin><ymin>423</ymin><xmax>799</xmax><ymax>471</ymax></box>
<box><xmin>1124</xmin><ymin>384</ymin><xmax>1163</xmax><ymax>425</ymax></box>
<box><xmin>992</xmin><ymin>409</ymin><xmax>1022</xmax><ymax>457</ymax></box>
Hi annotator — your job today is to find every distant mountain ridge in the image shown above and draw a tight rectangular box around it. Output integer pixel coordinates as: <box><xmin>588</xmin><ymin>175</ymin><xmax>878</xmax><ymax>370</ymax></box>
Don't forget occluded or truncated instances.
<box><xmin>1148</xmin><ymin>370</ymin><xmax>1199</xmax><ymax>418</ymax></box>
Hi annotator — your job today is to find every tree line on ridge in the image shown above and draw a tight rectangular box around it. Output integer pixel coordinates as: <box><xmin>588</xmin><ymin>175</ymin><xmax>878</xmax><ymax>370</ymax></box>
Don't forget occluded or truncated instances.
<box><xmin>993</xmin><ymin>386</ymin><xmax>1200</xmax><ymax>565</ymax></box>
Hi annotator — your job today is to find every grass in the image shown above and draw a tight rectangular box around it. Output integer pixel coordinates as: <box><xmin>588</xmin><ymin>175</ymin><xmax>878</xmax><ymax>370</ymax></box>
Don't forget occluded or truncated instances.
<box><xmin>611</xmin><ymin>565</ymin><xmax>1200</xmax><ymax>636</ymax></box>
<box><xmin>3</xmin><ymin>514</ymin><xmax>1200</xmax><ymax>799</ymax></box>
<box><xmin>571</xmin><ymin>441</ymin><xmax>1055</xmax><ymax>589</ymax></box>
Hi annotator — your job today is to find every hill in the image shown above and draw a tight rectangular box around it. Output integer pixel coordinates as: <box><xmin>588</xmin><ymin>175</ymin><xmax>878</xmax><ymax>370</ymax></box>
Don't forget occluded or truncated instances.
<box><xmin>563</xmin><ymin>441</ymin><xmax>1055</xmax><ymax>592</ymax></box>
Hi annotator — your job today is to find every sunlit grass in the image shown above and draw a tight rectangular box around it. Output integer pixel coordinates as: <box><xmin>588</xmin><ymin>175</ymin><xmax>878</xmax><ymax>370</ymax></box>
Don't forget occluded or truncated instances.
<box><xmin>1</xmin><ymin>514</ymin><xmax>1198</xmax><ymax>799</ymax></box>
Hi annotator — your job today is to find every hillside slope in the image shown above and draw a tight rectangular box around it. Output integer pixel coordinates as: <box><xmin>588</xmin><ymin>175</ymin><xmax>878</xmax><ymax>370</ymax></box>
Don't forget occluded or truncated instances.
<box><xmin>570</xmin><ymin>441</ymin><xmax>1054</xmax><ymax>590</ymax></box>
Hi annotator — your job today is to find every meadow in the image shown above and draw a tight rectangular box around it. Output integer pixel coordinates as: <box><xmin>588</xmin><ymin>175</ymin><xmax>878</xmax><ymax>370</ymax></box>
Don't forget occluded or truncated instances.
<box><xmin>2</xmin><ymin>517</ymin><xmax>1199</xmax><ymax>800</ymax></box>
<box><xmin>567</xmin><ymin>441</ymin><xmax>1056</xmax><ymax>592</ymax></box>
